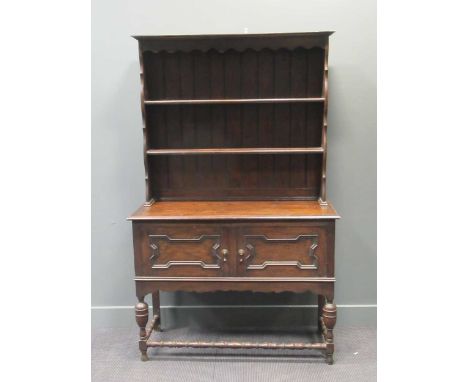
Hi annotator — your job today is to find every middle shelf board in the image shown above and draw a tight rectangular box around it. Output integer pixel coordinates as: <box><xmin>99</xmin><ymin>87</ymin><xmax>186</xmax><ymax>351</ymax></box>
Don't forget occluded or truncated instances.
<box><xmin>146</xmin><ymin>147</ymin><xmax>324</xmax><ymax>155</ymax></box>
<box><xmin>144</xmin><ymin>98</ymin><xmax>325</xmax><ymax>105</ymax></box>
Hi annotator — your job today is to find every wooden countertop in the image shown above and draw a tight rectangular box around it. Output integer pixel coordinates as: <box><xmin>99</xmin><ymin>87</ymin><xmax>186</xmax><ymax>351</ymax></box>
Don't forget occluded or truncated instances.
<box><xmin>128</xmin><ymin>201</ymin><xmax>340</xmax><ymax>221</ymax></box>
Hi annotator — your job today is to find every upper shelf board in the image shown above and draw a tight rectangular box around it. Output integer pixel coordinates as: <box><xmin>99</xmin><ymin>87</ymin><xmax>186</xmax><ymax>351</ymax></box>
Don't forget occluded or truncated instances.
<box><xmin>146</xmin><ymin>147</ymin><xmax>324</xmax><ymax>155</ymax></box>
<box><xmin>144</xmin><ymin>98</ymin><xmax>325</xmax><ymax>105</ymax></box>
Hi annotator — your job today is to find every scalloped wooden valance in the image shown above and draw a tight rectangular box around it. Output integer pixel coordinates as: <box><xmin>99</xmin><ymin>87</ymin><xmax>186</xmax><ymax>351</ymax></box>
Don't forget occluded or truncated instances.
<box><xmin>133</xmin><ymin>31</ymin><xmax>334</xmax><ymax>53</ymax></box>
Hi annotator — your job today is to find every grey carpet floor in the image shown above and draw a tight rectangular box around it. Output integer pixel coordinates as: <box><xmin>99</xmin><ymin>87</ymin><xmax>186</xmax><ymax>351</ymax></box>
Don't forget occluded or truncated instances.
<box><xmin>92</xmin><ymin>326</ymin><xmax>376</xmax><ymax>382</ymax></box>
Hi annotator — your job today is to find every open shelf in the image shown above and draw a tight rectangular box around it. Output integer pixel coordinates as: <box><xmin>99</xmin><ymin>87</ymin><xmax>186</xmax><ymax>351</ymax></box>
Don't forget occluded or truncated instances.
<box><xmin>145</xmin><ymin>103</ymin><xmax>324</xmax><ymax>151</ymax></box>
<box><xmin>144</xmin><ymin>98</ymin><xmax>325</xmax><ymax>105</ymax></box>
<box><xmin>142</xmin><ymin>47</ymin><xmax>325</xmax><ymax>100</ymax></box>
<box><xmin>146</xmin><ymin>147</ymin><xmax>324</xmax><ymax>155</ymax></box>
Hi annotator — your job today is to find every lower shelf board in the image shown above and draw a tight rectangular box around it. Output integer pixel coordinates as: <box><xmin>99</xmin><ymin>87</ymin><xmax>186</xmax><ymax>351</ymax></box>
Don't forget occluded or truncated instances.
<box><xmin>141</xmin><ymin>315</ymin><xmax>327</xmax><ymax>352</ymax></box>
<box><xmin>146</xmin><ymin>339</ymin><xmax>326</xmax><ymax>350</ymax></box>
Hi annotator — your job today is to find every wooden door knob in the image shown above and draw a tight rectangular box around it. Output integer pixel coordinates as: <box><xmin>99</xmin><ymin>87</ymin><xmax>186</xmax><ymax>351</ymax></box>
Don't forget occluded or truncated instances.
<box><xmin>221</xmin><ymin>249</ymin><xmax>228</xmax><ymax>262</ymax></box>
<box><xmin>238</xmin><ymin>249</ymin><xmax>245</xmax><ymax>262</ymax></box>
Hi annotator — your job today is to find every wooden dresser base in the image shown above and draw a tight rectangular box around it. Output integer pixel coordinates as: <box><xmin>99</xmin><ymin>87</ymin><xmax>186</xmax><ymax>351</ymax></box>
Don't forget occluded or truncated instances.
<box><xmin>130</xmin><ymin>201</ymin><xmax>338</xmax><ymax>364</ymax></box>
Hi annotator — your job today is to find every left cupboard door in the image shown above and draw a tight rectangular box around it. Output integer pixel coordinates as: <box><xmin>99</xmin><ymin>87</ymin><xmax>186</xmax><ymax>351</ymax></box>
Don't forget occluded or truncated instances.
<box><xmin>132</xmin><ymin>222</ymin><xmax>232</xmax><ymax>277</ymax></box>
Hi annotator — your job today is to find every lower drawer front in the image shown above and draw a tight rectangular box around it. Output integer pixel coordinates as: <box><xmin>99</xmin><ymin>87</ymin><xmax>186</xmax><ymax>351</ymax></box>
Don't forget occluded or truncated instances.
<box><xmin>237</xmin><ymin>224</ymin><xmax>330</xmax><ymax>277</ymax></box>
<box><xmin>133</xmin><ymin>223</ymin><xmax>230</xmax><ymax>277</ymax></box>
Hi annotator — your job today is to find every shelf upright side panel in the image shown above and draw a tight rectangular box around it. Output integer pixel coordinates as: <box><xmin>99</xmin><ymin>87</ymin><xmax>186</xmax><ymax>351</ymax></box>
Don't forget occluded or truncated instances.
<box><xmin>319</xmin><ymin>41</ymin><xmax>329</xmax><ymax>205</ymax></box>
<box><xmin>138</xmin><ymin>43</ymin><xmax>153</xmax><ymax>205</ymax></box>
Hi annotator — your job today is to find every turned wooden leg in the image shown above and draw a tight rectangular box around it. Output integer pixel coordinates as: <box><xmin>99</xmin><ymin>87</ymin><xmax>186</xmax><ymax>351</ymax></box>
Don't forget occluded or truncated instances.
<box><xmin>135</xmin><ymin>300</ymin><xmax>149</xmax><ymax>361</ymax></box>
<box><xmin>317</xmin><ymin>295</ymin><xmax>325</xmax><ymax>333</ymax></box>
<box><xmin>152</xmin><ymin>291</ymin><xmax>161</xmax><ymax>331</ymax></box>
<box><xmin>322</xmin><ymin>302</ymin><xmax>337</xmax><ymax>365</ymax></box>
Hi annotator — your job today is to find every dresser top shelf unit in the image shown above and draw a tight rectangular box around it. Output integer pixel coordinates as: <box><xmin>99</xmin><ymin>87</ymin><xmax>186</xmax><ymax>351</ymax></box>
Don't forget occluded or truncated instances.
<box><xmin>136</xmin><ymin>32</ymin><xmax>332</xmax><ymax>203</ymax></box>
<box><xmin>129</xmin><ymin>200</ymin><xmax>339</xmax><ymax>221</ymax></box>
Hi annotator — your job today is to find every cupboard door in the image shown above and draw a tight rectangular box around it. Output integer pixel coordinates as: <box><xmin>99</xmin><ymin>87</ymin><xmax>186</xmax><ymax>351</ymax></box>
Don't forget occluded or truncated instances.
<box><xmin>236</xmin><ymin>223</ymin><xmax>330</xmax><ymax>277</ymax></box>
<box><xmin>133</xmin><ymin>222</ymin><xmax>232</xmax><ymax>277</ymax></box>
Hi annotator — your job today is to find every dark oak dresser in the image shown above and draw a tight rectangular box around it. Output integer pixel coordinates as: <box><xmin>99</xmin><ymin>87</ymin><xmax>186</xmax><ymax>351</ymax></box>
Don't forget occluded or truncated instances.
<box><xmin>128</xmin><ymin>32</ymin><xmax>340</xmax><ymax>364</ymax></box>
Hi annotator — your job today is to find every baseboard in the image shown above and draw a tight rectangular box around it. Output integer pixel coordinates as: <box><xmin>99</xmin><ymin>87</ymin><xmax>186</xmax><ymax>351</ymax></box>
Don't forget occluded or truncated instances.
<box><xmin>91</xmin><ymin>304</ymin><xmax>377</xmax><ymax>328</ymax></box>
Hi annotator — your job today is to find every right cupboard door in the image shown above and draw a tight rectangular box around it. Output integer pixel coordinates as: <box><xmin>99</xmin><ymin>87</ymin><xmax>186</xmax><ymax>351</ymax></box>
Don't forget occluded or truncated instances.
<box><xmin>236</xmin><ymin>223</ymin><xmax>332</xmax><ymax>277</ymax></box>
